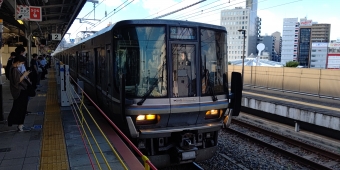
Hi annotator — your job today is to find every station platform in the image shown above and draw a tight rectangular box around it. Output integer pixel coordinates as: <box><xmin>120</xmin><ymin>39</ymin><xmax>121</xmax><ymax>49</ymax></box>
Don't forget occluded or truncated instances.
<box><xmin>0</xmin><ymin>69</ymin><xmax>144</xmax><ymax>170</ymax></box>
<box><xmin>241</xmin><ymin>87</ymin><xmax>340</xmax><ymax>131</ymax></box>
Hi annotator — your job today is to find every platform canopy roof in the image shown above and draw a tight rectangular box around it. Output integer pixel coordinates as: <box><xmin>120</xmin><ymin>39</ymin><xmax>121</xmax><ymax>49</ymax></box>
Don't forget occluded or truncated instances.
<box><xmin>0</xmin><ymin>0</ymin><xmax>87</xmax><ymax>50</ymax></box>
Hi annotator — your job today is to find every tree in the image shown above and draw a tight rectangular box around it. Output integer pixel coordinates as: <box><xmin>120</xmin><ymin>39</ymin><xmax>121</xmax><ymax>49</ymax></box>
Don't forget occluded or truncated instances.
<box><xmin>285</xmin><ymin>61</ymin><xmax>299</xmax><ymax>67</ymax></box>
<box><xmin>228</xmin><ymin>62</ymin><xmax>231</xmax><ymax>65</ymax></box>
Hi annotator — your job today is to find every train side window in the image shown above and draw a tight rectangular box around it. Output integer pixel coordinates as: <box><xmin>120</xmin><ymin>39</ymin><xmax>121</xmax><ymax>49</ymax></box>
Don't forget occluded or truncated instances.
<box><xmin>85</xmin><ymin>52</ymin><xmax>94</xmax><ymax>81</ymax></box>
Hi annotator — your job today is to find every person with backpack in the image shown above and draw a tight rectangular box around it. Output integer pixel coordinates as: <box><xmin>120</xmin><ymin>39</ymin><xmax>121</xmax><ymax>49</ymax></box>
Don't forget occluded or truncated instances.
<box><xmin>5</xmin><ymin>52</ymin><xmax>16</xmax><ymax>80</ymax></box>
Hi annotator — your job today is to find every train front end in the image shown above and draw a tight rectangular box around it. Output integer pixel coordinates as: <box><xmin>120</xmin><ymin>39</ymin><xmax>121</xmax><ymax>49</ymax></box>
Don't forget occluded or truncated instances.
<box><xmin>114</xmin><ymin>21</ymin><xmax>235</xmax><ymax>167</ymax></box>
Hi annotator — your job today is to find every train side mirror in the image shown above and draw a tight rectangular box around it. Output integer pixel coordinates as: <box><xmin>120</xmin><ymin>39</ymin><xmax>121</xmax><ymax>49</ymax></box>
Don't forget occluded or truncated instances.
<box><xmin>229</xmin><ymin>72</ymin><xmax>242</xmax><ymax>116</ymax></box>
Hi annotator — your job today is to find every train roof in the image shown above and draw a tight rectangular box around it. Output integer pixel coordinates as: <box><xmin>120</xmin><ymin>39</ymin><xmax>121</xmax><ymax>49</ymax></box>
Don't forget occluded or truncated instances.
<box><xmin>53</xmin><ymin>19</ymin><xmax>226</xmax><ymax>55</ymax></box>
<box><xmin>114</xmin><ymin>19</ymin><xmax>226</xmax><ymax>30</ymax></box>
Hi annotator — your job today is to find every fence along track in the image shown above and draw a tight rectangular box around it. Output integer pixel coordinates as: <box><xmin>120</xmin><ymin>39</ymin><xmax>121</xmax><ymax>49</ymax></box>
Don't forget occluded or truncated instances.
<box><xmin>54</xmin><ymin>58</ymin><xmax>157</xmax><ymax>170</ymax></box>
<box><xmin>228</xmin><ymin>65</ymin><xmax>340</xmax><ymax>99</ymax></box>
<box><xmin>66</xmin><ymin>83</ymin><xmax>129</xmax><ymax>170</ymax></box>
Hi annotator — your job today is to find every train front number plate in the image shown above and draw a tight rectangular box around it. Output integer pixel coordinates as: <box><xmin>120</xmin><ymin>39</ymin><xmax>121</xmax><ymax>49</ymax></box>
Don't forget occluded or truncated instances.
<box><xmin>182</xmin><ymin>151</ymin><xmax>196</xmax><ymax>160</ymax></box>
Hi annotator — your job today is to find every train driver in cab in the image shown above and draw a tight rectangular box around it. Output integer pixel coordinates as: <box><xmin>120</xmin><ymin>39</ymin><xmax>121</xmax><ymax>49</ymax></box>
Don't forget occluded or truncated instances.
<box><xmin>173</xmin><ymin>51</ymin><xmax>192</xmax><ymax>97</ymax></box>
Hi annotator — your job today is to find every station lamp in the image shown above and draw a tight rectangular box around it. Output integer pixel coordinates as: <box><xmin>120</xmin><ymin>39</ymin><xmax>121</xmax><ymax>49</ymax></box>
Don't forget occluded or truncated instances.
<box><xmin>17</xmin><ymin>20</ymin><xmax>24</xmax><ymax>25</ymax></box>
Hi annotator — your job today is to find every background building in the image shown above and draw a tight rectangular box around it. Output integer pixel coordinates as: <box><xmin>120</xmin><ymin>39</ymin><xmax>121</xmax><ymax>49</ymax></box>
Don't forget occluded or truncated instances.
<box><xmin>220</xmin><ymin>0</ymin><xmax>258</xmax><ymax>60</ymax></box>
<box><xmin>258</xmin><ymin>35</ymin><xmax>275</xmax><ymax>60</ymax></box>
<box><xmin>327</xmin><ymin>43</ymin><xmax>340</xmax><ymax>69</ymax></box>
<box><xmin>281</xmin><ymin>18</ymin><xmax>299</xmax><ymax>65</ymax></box>
<box><xmin>271</xmin><ymin>31</ymin><xmax>282</xmax><ymax>62</ymax></box>
<box><xmin>311</xmin><ymin>24</ymin><xmax>331</xmax><ymax>42</ymax></box>
<box><xmin>310</xmin><ymin>42</ymin><xmax>328</xmax><ymax>68</ymax></box>
<box><xmin>298</xmin><ymin>18</ymin><xmax>313</xmax><ymax>67</ymax></box>
<box><xmin>298</xmin><ymin>18</ymin><xmax>331</xmax><ymax>67</ymax></box>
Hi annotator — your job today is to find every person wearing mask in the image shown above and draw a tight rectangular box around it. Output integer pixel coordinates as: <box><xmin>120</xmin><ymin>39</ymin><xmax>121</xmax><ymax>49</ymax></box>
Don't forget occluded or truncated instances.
<box><xmin>5</xmin><ymin>52</ymin><xmax>16</xmax><ymax>80</ymax></box>
<box><xmin>14</xmin><ymin>45</ymin><xmax>32</xmax><ymax>114</ymax></box>
<box><xmin>14</xmin><ymin>45</ymin><xmax>28</xmax><ymax>74</ymax></box>
<box><xmin>7</xmin><ymin>55</ymin><xmax>31</xmax><ymax>132</ymax></box>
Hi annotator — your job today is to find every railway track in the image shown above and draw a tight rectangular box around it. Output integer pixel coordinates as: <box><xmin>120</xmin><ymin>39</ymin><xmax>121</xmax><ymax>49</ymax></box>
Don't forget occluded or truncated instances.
<box><xmin>226</xmin><ymin>119</ymin><xmax>340</xmax><ymax>170</ymax></box>
<box><xmin>160</xmin><ymin>162</ymin><xmax>204</xmax><ymax>170</ymax></box>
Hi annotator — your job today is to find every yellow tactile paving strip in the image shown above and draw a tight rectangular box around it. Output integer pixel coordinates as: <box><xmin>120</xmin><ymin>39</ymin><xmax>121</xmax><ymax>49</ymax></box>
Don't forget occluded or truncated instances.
<box><xmin>243</xmin><ymin>91</ymin><xmax>340</xmax><ymax>112</ymax></box>
<box><xmin>40</xmin><ymin>70</ymin><xmax>69</xmax><ymax>170</ymax></box>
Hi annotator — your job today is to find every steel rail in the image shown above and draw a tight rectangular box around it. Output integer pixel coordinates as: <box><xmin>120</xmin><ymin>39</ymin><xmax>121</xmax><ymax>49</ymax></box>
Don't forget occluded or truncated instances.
<box><xmin>226</xmin><ymin>119</ymin><xmax>340</xmax><ymax>170</ymax></box>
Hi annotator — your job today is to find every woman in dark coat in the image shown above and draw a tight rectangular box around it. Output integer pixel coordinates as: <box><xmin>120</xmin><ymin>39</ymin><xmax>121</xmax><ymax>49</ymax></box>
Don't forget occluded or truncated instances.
<box><xmin>7</xmin><ymin>55</ymin><xmax>31</xmax><ymax>132</ymax></box>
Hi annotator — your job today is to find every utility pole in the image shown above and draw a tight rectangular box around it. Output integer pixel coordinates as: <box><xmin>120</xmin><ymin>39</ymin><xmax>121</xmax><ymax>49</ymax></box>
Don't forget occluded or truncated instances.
<box><xmin>238</xmin><ymin>29</ymin><xmax>246</xmax><ymax>86</ymax></box>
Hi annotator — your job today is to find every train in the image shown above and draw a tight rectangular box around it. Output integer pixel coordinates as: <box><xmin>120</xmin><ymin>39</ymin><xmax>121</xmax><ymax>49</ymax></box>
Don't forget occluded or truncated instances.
<box><xmin>53</xmin><ymin>19</ymin><xmax>242</xmax><ymax>168</ymax></box>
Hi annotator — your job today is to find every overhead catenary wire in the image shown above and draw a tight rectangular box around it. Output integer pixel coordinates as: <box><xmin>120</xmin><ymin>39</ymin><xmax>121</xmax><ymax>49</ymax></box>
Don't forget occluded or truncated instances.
<box><xmin>203</xmin><ymin>0</ymin><xmax>303</xmax><ymax>26</ymax></box>
<box><xmin>72</xmin><ymin>0</ymin><xmax>107</xmax><ymax>37</ymax></box>
<box><xmin>153</xmin><ymin>0</ymin><xmax>206</xmax><ymax>19</ymax></box>
<box><xmin>143</xmin><ymin>0</ymin><xmax>187</xmax><ymax>19</ymax></box>
<box><xmin>173</xmin><ymin>0</ymin><xmax>267</xmax><ymax>20</ymax></box>
<box><xmin>170</xmin><ymin>0</ymin><xmax>226</xmax><ymax>20</ymax></box>
<box><xmin>89</xmin><ymin>0</ymin><xmax>134</xmax><ymax>30</ymax></box>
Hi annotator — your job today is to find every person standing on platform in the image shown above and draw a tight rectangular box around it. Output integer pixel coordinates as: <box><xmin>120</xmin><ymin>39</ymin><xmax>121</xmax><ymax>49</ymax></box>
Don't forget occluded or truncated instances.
<box><xmin>14</xmin><ymin>45</ymin><xmax>32</xmax><ymax>114</ymax></box>
<box><xmin>40</xmin><ymin>55</ymin><xmax>47</xmax><ymax>80</ymax></box>
<box><xmin>5</xmin><ymin>52</ymin><xmax>16</xmax><ymax>80</ymax></box>
<box><xmin>7</xmin><ymin>55</ymin><xmax>31</xmax><ymax>132</ymax></box>
<box><xmin>15</xmin><ymin>45</ymin><xmax>27</xmax><ymax>74</ymax></box>
<box><xmin>29</xmin><ymin>54</ymin><xmax>39</xmax><ymax>89</ymax></box>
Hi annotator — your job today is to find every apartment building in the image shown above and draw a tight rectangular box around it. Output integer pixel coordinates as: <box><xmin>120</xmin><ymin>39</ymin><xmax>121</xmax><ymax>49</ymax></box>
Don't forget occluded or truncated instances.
<box><xmin>281</xmin><ymin>18</ymin><xmax>299</xmax><ymax>65</ymax></box>
<box><xmin>271</xmin><ymin>31</ymin><xmax>281</xmax><ymax>62</ymax></box>
<box><xmin>220</xmin><ymin>0</ymin><xmax>258</xmax><ymax>60</ymax></box>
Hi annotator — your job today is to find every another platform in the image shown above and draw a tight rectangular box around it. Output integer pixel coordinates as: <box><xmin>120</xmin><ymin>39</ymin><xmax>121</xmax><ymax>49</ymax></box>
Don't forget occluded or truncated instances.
<box><xmin>241</xmin><ymin>88</ymin><xmax>340</xmax><ymax>131</ymax></box>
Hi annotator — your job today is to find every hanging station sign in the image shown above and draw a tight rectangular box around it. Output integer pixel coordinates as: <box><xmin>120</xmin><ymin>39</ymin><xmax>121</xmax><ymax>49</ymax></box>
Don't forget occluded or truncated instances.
<box><xmin>15</xmin><ymin>5</ymin><xmax>42</xmax><ymax>21</ymax></box>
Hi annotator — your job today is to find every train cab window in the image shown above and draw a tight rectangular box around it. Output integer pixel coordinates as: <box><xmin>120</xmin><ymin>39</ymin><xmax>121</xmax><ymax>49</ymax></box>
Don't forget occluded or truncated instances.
<box><xmin>115</xmin><ymin>26</ymin><xmax>167</xmax><ymax>98</ymax></box>
<box><xmin>200</xmin><ymin>29</ymin><xmax>227</xmax><ymax>96</ymax></box>
<box><xmin>172</xmin><ymin>44</ymin><xmax>196</xmax><ymax>97</ymax></box>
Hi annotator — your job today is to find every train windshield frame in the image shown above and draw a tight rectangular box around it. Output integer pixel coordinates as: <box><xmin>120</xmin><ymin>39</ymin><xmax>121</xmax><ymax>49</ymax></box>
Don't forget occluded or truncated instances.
<box><xmin>115</xmin><ymin>24</ymin><xmax>227</xmax><ymax>98</ymax></box>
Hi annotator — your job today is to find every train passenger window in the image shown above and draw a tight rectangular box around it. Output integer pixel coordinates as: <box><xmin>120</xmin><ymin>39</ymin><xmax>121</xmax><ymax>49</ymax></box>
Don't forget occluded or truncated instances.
<box><xmin>200</xmin><ymin>29</ymin><xmax>227</xmax><ymax>96</ymax></box>
<box><xmin>70</xmin><ymin>54</ymin><xmax>76</xmax><ymax>71</ymax></box>
<box><xmin>115</xmin><ymin>26</ymin><xmax>167</xmax><ymax>98</ymax></box>
<box><xmin>78</xmin><ymin>53</ymin><xmax>84</xmax><ymax>75</ymax></box>
<box><xmin>84</xmin><ymin>52</ymin><xmax>94</xmax><ymax>81</ymax></box>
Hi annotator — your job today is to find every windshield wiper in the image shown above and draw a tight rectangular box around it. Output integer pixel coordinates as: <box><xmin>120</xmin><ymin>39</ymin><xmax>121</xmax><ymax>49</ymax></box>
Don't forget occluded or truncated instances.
<box><xmin>205</xmin><ymin>70</ymin><xmax>217</xmax><ymax>102</ymax></box>
<box><xmin>137</xmin><ymin>61</ymin><xmax>165</xmax><ymax>105</ymax></box>
<box><xmin>137</xmin><ymin>79</ymin><xmax>159</xmax><ymax>105</ymax></box>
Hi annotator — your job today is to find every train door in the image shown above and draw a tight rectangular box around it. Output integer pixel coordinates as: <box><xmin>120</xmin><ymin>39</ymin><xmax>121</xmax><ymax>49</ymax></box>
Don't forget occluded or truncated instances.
<box><xmin>94</xmin><ymin>48</ymin><xmax>99</xmax><ymax>98</ymax></box>
<box><xmin>95</xmin><ymin>47</ymin><xmax>106</xmax><ymax>109</ymax></box>
<box><xmin>104</xmin><ymin>44</ymin><xmax>115</xmax><ymax>118</ymax></box>
<box><xmin>169</xmin><ymin>43</ymin><xmax>200</xmax><ymax>126</ymax></box>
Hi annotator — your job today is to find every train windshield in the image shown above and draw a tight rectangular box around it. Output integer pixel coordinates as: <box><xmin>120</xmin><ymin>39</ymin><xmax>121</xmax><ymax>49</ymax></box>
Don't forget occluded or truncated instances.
<box><xmin>116</xmin><ymin>26</ymin><xmax>167</xmax><ymax>98</ymax></box>
<box><xmin>200</xmin><ymin>29</ymin><xmax>227</xmax><ymax>96</ymax></box>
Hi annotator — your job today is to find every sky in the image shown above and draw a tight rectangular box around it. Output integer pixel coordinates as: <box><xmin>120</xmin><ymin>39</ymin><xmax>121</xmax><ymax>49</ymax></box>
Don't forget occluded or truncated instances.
<box><xmin>65</xmin><ymin>0</ymin><xmax>340</xmax><ymax>41</ymax></box>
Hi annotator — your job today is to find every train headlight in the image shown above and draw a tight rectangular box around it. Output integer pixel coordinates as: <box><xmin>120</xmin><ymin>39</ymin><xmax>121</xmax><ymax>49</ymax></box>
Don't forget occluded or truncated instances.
<box><xmin>136</xmin><ymin>114</ymin><xmax>157</xmax><ymax>125</ymax></box>
<box><xmin>205</xmin><ymin>110</ymin><xmax>222</xmax><ymax>119</ymax></box>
